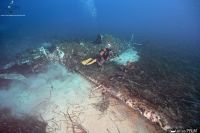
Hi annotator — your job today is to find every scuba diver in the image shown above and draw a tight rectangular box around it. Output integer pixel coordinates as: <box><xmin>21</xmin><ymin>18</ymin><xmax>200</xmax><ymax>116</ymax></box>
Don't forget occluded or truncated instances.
<box><xmin>82</xmin><ymin>44</ymin><xmax>113</xmax><ymax>66</ymax></box>
<box><xmin>6</xmin><ymin>0</ymin><xmax>21</xmax><ymax>15</ymax></box>
<box><xmin>93</xmin><ymin>33</ymin><xmax>103</xmax><ymax>44</ymax></box>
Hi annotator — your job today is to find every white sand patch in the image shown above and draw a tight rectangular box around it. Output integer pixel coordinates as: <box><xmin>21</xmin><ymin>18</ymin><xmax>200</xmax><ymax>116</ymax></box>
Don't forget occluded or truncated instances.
<box><xmin>112</xmin><ymin>48</ymin><xmax>139</xmax><ymax>65</ymax></box>
<box><xmin>0</xmin><ymin>63</ymin><xmax>160</xmax><ymax>133</ymax></box>
<box><xmin>0</xmin><ymin>64</ymin><xmax>91</xmax><ymax>127</ymax></box>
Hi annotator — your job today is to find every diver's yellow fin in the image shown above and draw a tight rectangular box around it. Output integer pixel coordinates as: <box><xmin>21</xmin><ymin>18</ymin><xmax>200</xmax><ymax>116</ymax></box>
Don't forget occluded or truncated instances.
<box><xmin>81</xmin><ymin>58</ymin><xmax>93</xmax><ymax>65</ymax></box>
<box><xmin>86</xmin><ymin>59</ymin><xmax>97</xmax><ymax>65</ymax></box>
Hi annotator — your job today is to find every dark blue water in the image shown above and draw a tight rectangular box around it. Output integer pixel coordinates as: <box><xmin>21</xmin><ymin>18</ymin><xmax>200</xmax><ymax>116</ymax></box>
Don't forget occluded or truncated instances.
<box><xmin>0</xmin><ymin>0</ymin><xmax>200</xmax><ymax>128</ymax></box>
<box><xmin>0</xmin><ymin>0</ymin><xmax>200</xmax><ymax>56</ymax></box>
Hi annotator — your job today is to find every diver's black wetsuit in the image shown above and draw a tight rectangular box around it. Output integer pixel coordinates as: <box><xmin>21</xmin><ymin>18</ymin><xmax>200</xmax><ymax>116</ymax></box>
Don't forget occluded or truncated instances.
<box><xmin>96</xmin><ymin>48</ymin><xmax>112</xmax><ymax>65</ymax></box>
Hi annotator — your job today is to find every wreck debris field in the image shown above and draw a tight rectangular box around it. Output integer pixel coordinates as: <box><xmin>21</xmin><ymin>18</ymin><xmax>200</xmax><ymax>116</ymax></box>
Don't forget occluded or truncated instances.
<box><xmin>0</xmin><ymin>0</ymin><xmax>200</xmax><ymax>133</ymax></box>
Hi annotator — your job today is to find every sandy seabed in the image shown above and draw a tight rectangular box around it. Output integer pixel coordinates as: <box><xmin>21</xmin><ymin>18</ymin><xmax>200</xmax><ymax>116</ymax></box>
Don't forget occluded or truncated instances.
<box><xmin>0</xmin><ymin>63</ymin><xmax>163</xmax><ymax>133</ymax></box>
